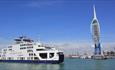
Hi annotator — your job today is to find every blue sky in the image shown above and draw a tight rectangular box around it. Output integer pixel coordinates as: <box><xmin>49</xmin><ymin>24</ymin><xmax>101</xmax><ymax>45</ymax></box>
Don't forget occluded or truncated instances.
<box><xmin>0</xmin><ymin>0</ymin><xmax>115</xmax><ymax>44</ymax></box>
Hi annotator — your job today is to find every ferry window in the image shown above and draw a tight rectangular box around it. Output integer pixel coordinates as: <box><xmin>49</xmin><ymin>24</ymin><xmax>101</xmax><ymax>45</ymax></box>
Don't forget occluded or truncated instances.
<box><xmin>36</xmin><ymin>49</ymin><xmax>44</xmax><ymax>51</ymax></box>
<box><xmin>46</xmin><ymin>47</ymin><xmax>51</xmax><ymax>49</ymax></box>
<box><xmin>27</xmin><ymin>46</ymin><xmax>33</xmax><ymax>48</ymax></box>
<box><xmin>8</xmin><ymin>46</ymin><xmax>12</xmax><ymax>48</ymax></box>
<box><xmin>20</xmin><ymin>57</ymin><xmax>25</xmax><ymax>60</ymax></box>
<box><xmin>49</xmin><ymin>53</ymin><xmax>54</xmax><ymax>58</ymax></box>
<box><xmin>39</xmin><ymin>53</ymin><xmax>47</xmax><ymax>59</ymax></box>
<box><xmin>34</xmin><ymin>53</ymin><xmax>36</xmax><ymax>56</ymax></box>
<box><xmin>27</xmin><ymin>50</ymin><xmax>33</xmax><ymax>52</ymax></box>
<box><xmin>8</xmin><ymin>57</ymin><xmax>12</xmax><ymax>60</ymax></box>
<box><xmin>29</xmin><ymin>53</ymin><xmax>33</xmax><ymax>56</ymax></box>
<box><xmin>9</xmin><ymin>49</ymin><xmax>12</xmax><ymax>51</ymax></box>
<box><xmin>3</xmin><ymin>49</ymin><xmax>7</xmax><ymax>51</ymax></box>
<box><xmin>34</xmin><ymin>57</ymin><xmax>39</xmax><ymax>60</ymax></box>
<box><xmin>38</xmin><ymin>45</ymin><xmax>40</xmax><ymax>47</ymax></box>
<box><xmin>23</xmin><ymin>47</ymin><xmax>26</xmax><ymax>49</ymax></box>
<box><xmin>27</xmin><ymin>57</ymin><xmax>30</xmax><ymax>60</ymax></box>
<box><xmin>20</xmin><ymin>47</ymin><xmax>26</xmax><ymax>49</ymax></box>
<box><xmin>31</xmin><ymin>57</ymin><xmax>33</xmax><ymax>60</ymax></box>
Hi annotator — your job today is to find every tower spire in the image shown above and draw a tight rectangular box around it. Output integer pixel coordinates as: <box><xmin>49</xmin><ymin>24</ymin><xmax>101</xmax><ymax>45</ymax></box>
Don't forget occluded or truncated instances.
<box><xmin>93</xmin><ymin>5</ymin><xmax>97</xmax><ymax>19</ymax></box>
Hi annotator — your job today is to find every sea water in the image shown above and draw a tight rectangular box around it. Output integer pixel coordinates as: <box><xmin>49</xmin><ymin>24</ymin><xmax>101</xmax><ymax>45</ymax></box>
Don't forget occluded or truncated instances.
<box><xmin>0</xmin><ymin>58</ymin><xmax>115</xmax><ymax>70</ymax></box>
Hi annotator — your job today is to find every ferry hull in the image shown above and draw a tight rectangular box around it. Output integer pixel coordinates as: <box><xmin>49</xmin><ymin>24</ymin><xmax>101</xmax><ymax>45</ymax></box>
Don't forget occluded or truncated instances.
<box><xmin>0</xmin><ymin>60</ymin><xmax>62</xmax><ymax>64</ymax></box>
<box><xmin>0</xmin><ymin>53</ymin><xmax>64</xmax><ymax>64</ymax></box>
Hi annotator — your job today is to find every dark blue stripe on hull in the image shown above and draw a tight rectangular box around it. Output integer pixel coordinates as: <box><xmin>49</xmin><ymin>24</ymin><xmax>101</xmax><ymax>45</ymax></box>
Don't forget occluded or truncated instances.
<box><xmin>0</xmin><ymin>60</ymin><xmax>63</xmax><ymax>64</ymax></box>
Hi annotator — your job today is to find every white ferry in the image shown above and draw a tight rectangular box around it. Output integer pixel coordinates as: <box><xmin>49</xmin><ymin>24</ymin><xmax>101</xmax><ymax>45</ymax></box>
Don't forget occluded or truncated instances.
<box><xmin>0</xmin><ymin>36</ymin><xmax>64</xmax><ymax>64</ymax></box>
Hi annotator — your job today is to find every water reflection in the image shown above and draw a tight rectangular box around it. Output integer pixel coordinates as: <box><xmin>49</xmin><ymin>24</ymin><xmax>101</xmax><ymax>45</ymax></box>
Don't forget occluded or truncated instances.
<box><xmin>0</xmin><ymin>63</ymin><xmax>64</xmax><ymax>70</ymax></box>
<box><xmin>93</xmin><ymin>60</ymin><xmax>105</xmax><ymax>70</ymax></box>
<box><xmin>1</xmin><ymin>59</ymin><xmax>115</xmax><ymax>70</ymax></box>
<box><xmin>29</xmin><ymin>64</ymin><xmax>64</xmax><ymax>70</ymax></box>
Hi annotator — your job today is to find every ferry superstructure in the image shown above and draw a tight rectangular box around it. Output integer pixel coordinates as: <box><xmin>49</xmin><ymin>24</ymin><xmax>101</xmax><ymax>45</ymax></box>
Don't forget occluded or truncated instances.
<box><xmin>0</xmin><ymin>36</ymin><xmax>64</xmax><ymax>64</ymax></box>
